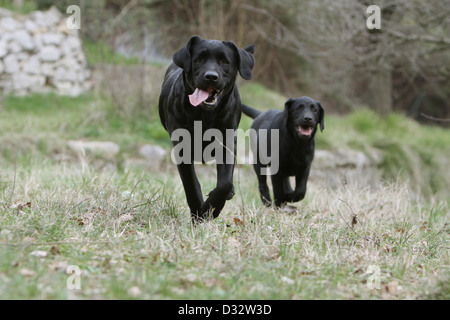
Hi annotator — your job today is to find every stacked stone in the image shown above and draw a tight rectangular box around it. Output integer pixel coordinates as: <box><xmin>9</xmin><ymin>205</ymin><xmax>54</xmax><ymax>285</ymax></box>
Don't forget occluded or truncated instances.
<box><xmin>0</xmin><ymin>6</ymin><xmax>91</xmax><ymax>96</ymax></box>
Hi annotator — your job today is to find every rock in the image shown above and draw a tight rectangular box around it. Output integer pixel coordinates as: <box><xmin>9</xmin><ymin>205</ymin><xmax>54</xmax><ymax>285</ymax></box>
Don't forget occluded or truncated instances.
<box><xmin>39</xmin><ymin>45</ymin><xmax>61</xmax><ymax>62</ymax></box>
<box><xmin>13</xmin><ymin>29</ymin><xmax>35</xmax><ymax>51</ymax></box>
<box><xmin>24</xmin><ymin>19</ymin><xmax>38</xmax><ymax>33</ymax></box>
<box><xmin>54</xmin><ymin>82</ymin><xmax>84</xmax><ymax>96</ymax></box>
<box><xmin>41</xmin><ymin>32</ymin><xmax>63</xmax><ymax>45</ymax></box>
<box><xmin>9</xmin><ymin>41</ymin><xmax>22</xmax><ymax>53</ymax></box>
<box><xmin>54</xmin><ymin>66</ymin><xmax>79</xmax><ymax>82</ymax></box>
<box><xmin>139</xmin><ymin>144</ymin><xmax>167</xmax><ymax>161</ymax></box>
<box><xmin>12</xmin><ymin>73</ymin><xmax>45</xmax><ymax>92</ymax></box>
<box><xmin>0</xmin><ymin>16</ymin><xmax>21</xmax><ymax>31</ymax></box>
<box><xmin>314</xmin><ymin>149</ymin><xmax>372</xmax><ymax>169</ymax></box>
<box><xmin>0</xmin><ymin>8</ymin><xmax>13</xmax><ymax>18</ymax></box>
<box><xmin>0</xmin><ymin>46</ymin><xmax>7</xmax><ymax>58</ymax></box>
<box><xmin>41</xmin><ymin>62</ymin><xmax>56</xmax><ymax>76</ymax></box>
<box><xmin>29</xmin><ymin>7</ymin><xmax>61</xmax><ymax>28</ymax></box>
<box><xmin>0</xmin><ymin>7</ymin><xmax>91</xmax><ymax>96</ymax></box>
<box><xmin>23</xmin><ymin>56</ymin><xmax>41</xmax><ymax>74</ymax></box>
<box><xmin>3</xmin><ymin>54</ymin><xmax>19</xmax><ymax>74</ymax></box>
<box><xmin>67</xmin><ymin>140</ymin><xmax>120</xmax><ymax>158</ymax></box>
<box><xmin>123</xmin><ymin>145</ymin><xmax>168</xmax><ymax>171</ymax></box>
<box><xmin>310</xmin><ymin>149</ymin><xmax>382</xmax><ymax>189</ymax></box>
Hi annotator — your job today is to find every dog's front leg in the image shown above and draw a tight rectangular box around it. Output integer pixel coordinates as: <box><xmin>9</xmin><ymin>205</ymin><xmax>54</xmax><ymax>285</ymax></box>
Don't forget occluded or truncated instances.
<box><xmin>255</xmin><ymin>168</ymin><xmax>272</xmax><ymax>207</ymax></box>
<box><xmin>201</xmin><ymin>163</ymin><xmax>234</xmax><ymax>220</ymax></box>
<box><xmin>272</xmin><ymin>174</ymin><xmax>287</xmax><ymax>207</ymax></box>
<box><xmin>177</xmin><ymin>163</ymin><xmax>204</xmax><ymax>221</ymax></box>
<box><xmin>288</xmin><ymin>167</ymin><xmax>311</xmax><ymax>202</ymax></box>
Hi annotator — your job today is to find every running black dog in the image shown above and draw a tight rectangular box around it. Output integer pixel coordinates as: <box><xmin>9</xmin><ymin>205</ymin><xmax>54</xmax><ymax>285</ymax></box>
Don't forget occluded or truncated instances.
<box><xmin>242</xmin><ymin>97</ymin><xmax>324</xmax><ymax>208</ymax></box>
<box><xmin>159</xmin><ymin>36</ymin><xmax>255</xmax><ymax>221</ymax></box>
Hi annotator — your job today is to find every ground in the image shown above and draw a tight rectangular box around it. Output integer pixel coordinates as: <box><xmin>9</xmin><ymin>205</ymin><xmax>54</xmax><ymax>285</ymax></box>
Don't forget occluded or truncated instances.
<box><xmin>0</xmin><ymin>91</ymin><xmax>448</xmax><ymax>300</ymax></box>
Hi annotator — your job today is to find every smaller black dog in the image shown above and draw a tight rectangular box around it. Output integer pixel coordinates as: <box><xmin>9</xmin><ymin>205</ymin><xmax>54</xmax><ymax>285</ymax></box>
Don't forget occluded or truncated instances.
<box><xmin>242</xmin><ymin>97</ymin><xmax>324</xmax><ymax>208</ymax></box>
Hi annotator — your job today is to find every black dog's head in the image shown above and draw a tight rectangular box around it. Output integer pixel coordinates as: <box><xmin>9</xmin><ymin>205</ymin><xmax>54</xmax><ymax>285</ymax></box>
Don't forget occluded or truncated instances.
<box><xmin>284</xmin><ymin>96</ymin><xmax>325</xmax><ymax>140</ymax></box>
<box><xmin>173</xmin><ymin>36</ymin><xmax>255</xmax><ymax>110</ymax></box>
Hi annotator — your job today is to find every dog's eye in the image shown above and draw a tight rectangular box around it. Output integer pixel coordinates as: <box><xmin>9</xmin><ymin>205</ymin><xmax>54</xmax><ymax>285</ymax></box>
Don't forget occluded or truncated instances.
<box><xmin>220</xmin><ymin>59</ymin><xmax>230</xmax><ymax>65</ymax></box>
<box><xmin>194</xmin><ymin>58</ymin><xmax>203</xmax><ymax>64</ymax></box>
<box><xmin>311</xmin><ymin>106</ymin><xmax>317</xmax><ymax>112</ymax></box>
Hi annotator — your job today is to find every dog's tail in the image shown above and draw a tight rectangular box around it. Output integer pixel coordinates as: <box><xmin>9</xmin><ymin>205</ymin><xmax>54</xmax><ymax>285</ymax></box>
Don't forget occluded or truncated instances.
<box><xmin>241</xmin><ymin>104</ymin><xmax>262</xmax><ymax>119</ymax></box>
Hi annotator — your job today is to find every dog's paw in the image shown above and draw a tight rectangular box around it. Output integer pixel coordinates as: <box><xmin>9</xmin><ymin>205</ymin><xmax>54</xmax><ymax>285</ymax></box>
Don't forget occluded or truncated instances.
<box><xmin>226</xmin><ymin>189</ymin><xmax>235</xmax><ymax>200</ymax></box>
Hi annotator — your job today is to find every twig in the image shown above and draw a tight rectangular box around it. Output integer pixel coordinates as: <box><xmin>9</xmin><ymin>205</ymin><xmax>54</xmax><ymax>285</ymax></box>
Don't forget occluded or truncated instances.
<box><xmin>337</xmin><ymin>208</ymin><xmax>356</xmax><ymax>233</ymax></box>
<box><xmin>338</xmin><ymin>198</ymin><xmax>357</xmax><ymax>217</ymax></box>
<box><xmin>337</xmin><ymin>198</ymin><xmax>362</xmax><ymax>233</ymax></box>
<box><xmin>386</xmin><ymin>29</ymin><xmax>450</xmax><ymax>46</ymax></box>
<box><xmin>110</xmin><ymin>0</ymin><xmax>139</xmax><ymax>29</ymax></box>
<box><xmin>420</xmin><ymin>113</ymin><xmax>450</xmax><ymax>122</ymax></box>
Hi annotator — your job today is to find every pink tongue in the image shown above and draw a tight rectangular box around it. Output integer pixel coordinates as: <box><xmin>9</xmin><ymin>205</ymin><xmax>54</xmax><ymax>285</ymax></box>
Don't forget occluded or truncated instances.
<box><xmin>189</xmin><ymin>88</ymin><xmax>209</xmax><ymax>107</ymax></box>
<box><xmin>299</xmin><ymin>126</ymin><xmax>312</xmax><ymax>136</ymax></box>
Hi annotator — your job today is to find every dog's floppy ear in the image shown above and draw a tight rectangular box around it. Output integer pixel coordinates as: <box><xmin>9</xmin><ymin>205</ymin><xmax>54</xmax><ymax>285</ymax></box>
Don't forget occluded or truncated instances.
<box><xmin>317</xmin><ymin>102</ymin><xmax>325</xmax><ymax>132</ymax></box>
<box><xmin>240</xmin><ymin>45</ymin><xmax>256</xmax><ymax>80</ymax></box>
<box><xmin>173</xmin><ymin>36</ymin><xmax>201</xmax><ymax>73</ymax></box>
<box><xmin>283</xmin><ymin>98</ymin><xmax>295</xmax><ymax>126</ymax></box>
<box><xmin>239</xmin><ymin>44</ymin><xmax>255</xmax><ymax>80</ymax></box>
<box><xmin>225</xmin><ymin>42</ymin><xmax>255</xmax><ymax>80</ymax></box>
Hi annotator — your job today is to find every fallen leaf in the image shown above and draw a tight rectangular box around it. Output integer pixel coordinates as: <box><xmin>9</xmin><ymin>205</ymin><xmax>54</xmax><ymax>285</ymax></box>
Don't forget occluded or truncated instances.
<box><xmin>95</xmin><ymin>207</ymin><xmax>107</xmax><ymax>215</ymax></box>
<box><xmin>50</xmin><ymin>246</ymin><xmax>60</xmax><ymax>255</ymax></box>
<box><xmin>351</xmin><ymin>215</ymin><xmax>358</xmax><ymax>228</ymax></box>
<box><xmin>420</xmin><ymin>222</ymin><xmax>429</xmax><ymax>232</ymax></box>
<box><xmin>10</xmin><ymin>200</ymin><xmax>32</xmax><ymax>214</ymax></box>
<box><xmin>233</xmin><ymin>217</ymin><xmax>244</xmax><ymax>226</ymax></box>
<box><xmin>396</xmin><ymin>227</ymin><xmax>405</xmax><ymax>234</ymax></box>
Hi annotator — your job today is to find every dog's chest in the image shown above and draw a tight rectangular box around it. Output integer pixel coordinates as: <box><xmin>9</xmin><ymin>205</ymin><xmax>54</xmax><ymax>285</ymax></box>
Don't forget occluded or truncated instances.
<box><xmin>282</xmin><ymin>148</ymin><xmax>314</xmax><ymax>175</ymax></box>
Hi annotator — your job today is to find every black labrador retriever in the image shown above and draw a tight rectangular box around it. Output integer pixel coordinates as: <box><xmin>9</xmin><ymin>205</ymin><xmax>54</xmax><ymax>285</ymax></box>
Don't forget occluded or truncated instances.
<box><xmin>159</xmin><ymin>36</ymin><xmax>255</xmax><ymax>222</ymax></box>
<box><xmin>242</xmin><ymin>97</ymin><xmax>324</xmax><ymax>208</ymax></box>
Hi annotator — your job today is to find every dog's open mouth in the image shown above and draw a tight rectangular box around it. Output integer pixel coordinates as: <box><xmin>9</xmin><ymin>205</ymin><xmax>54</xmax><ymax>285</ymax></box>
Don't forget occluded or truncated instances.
<box><xmin>189</xmin><ymin>87</ymin><xmax>222</xmax><ymax>107</ymax></box>
<box><xmin>299</xmin><ymin>125</ymin><xmax>313</xmax><ymax>136</ymax></box>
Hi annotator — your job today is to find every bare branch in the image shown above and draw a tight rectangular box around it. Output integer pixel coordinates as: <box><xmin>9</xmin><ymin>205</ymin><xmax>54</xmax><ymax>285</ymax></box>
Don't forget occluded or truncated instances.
<box><xmin>421</xmin><ymin>113</ymin><xmax>450</xmax><ymax>122</ymax></box>
<box><xmin>386</xmin><ymin>30</ymin><xmax>450</xmax><ymax>46</ymax></box>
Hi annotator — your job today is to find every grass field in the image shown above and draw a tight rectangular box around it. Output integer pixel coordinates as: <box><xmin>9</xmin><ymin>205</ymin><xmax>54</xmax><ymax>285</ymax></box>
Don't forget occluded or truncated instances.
<box><xmin>0</xmin><ymin>89</ymin><xmax>449</xmax><ymax>300</ymax></box>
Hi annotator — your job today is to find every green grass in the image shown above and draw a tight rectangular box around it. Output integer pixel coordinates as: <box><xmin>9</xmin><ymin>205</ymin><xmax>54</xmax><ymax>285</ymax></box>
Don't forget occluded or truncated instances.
<box><xmin>0</xmin><ymin>86</ymin><xmax>449</xmax><ymax>300</ymax></box>
<box><xmin>83</xmin><ymin>40</ymin><xmax>142</xmax><ymax>66</ymax></box>
<box><xmin>0</xmin><ymin>0</ymin><xmax>37</xmax><ymax>14</ymax></box>
<box><xmin>314</xmin><ymin>108</ymin><xmax>450</xmax><ymax>198</ymax></box>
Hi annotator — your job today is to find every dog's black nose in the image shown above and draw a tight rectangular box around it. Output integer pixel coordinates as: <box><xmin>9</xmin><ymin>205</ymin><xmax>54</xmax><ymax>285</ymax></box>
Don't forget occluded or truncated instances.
<box><xmin>304</xmin><ymin>116</ymin><xmax>313</xmax><ymax>122</ymax></box>
<box><xmin>204</xmin><ymin>71</ymin><xmax>219</xmax><ymax>82</ymax></box>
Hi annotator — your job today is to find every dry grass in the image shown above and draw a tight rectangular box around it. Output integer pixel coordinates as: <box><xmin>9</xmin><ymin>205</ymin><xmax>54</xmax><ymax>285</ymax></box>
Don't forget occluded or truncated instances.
<box><xmin>0</xmin><ymin>160</ymin><xmax>448</xmax><ymax>300</ymax></box>
<box><xmin>0</xmin><ymin>90</ymin><xmax>448</xmax><ymax>300</ymax></box>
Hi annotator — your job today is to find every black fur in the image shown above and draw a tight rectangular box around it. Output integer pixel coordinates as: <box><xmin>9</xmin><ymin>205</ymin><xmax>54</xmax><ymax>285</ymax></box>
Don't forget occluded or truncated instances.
<box><xmin>242</xmin><ymin>96</ymin><xmax>324</xmax><ymax>207</ymax></box>
<box><xmin>159</xmin><ymin>36</ymin><xmax>255</xmax><ymax>221</ymax></box>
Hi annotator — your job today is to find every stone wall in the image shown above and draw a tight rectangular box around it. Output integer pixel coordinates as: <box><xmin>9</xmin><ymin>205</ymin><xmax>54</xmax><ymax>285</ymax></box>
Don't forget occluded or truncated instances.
<box><xmin>0</xmin><ymin>6</ymin><xmax>91</xmax><ymax>96</ymax></box>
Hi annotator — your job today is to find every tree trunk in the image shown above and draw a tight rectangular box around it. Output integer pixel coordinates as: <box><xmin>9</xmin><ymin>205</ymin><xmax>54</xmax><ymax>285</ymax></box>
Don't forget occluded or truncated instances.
<box><xmin>367</xmin><ymin>67</ymin><xmax>393</xmax><ymax>116</ymax></box>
